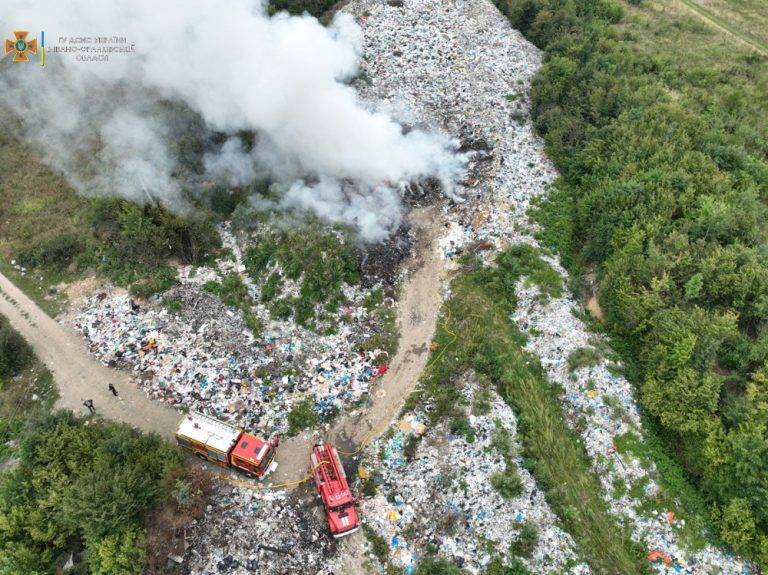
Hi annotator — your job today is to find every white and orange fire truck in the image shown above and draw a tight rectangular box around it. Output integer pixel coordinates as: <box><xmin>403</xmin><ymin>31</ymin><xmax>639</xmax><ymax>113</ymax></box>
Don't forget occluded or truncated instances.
<box><xmin>175</xmin><ymin>411</ymin><xmax>278</xmax><ymax>478</ymax></box>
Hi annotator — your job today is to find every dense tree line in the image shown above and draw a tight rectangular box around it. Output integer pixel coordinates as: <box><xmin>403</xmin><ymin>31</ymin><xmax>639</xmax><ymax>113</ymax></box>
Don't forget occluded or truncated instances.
<box><xmin>494</xmin><ymin>0</ymin><xmax>768</xmax><ymax>565</ymax></box>
<box><xmin>0</xmin><ymin>412</ymin><xmax>183</xmax><ymax>574</ymax></box>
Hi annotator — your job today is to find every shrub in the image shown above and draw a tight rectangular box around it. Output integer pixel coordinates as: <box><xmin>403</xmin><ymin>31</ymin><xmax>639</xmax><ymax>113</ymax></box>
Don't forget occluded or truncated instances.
<box><xmin>203</xmin><ymin>274</ymin><xmax>261</xmax><ymax>336</ymax></box>
<box><xmin>472</xmin><ymin>387</ymin><xmax>493</xmax><ymax>415</ymax></box>
<box><xmin>129</xmin><ymin>267</ymin><xmax>178</xmax><ymax>298</ymax></box>
<box><xmin>0</xmin><ymin>321</ymin><xmax>33</xmax><ymax>378</ymax></box>
<box><xmin>361</xmin><ymin>476</ymin><xmax>377</xmax><ymax>497</ymax></box>
<box><xmin>450</xmin><ymin>415</ymin><xmax>475</xmax><ymax>443</ymax></box>
<box><xmin>88</xmin><ymin>199</ymin><xmax>220</xmax><ymax>284</ymax></box>
<box><xmin>209</xmin><ymin>186</ymin><xmax>242</xmax><ymax>217</ymax></box>
<box><xmin>510</xmin><ymin>521</ymin><xmax>539</xmax><ymax>559</ymax></box>
<box><xmin>719</xmin><ymin>498</ymin><xmax>757</xmax><ymax>554</ymax></box>
<box><xmin>415</xmin><ymin>556</ymin><xmax>463</xmax><ymax>575</ymax></box>
<box><xmin>86</xmin><ymin>527</ymin><xmax>146</xmax><ymax>575</ymax></box>
<box><xmin>485</xmin><ymin>556</ymin><xmax>531</xmax><ymax>575</ymax></box>
<box><xmin>203</xmin><ymin>273</ymin><xmax>249</xmax><ymax>309</ymax></box>
<box><xmin>16</xmin><ymin>232</ymin><xmax>85</xmax><ymax>269</ymax></box>
<box><xmin>363</xmin><ymin>525</ymin><xmax>389</xmax><ymax>566</ymax></box>
<box><xmin>489</xmin><ymin>421</ymin><xmax>514</xmax><ymax>463</ymax></box>
<box><xmin>491</xmin><ymin>469</ymin><xmax>523</xmax><ymax>500</ymax></box>
<box><xmin>496</xmin><ymin>245</ymin><xmax>562</xmax><ymax>300</ymax></box>
<box><xmin>566</xmin><ymin>347</ymin><xmax>601</xmax><ymax>372</ymax></box>
<box><xmin>260</xmin><ymin>271</ymin><xmax>283</xmax><ymax>303</ymax></box>
<box><xmin>287</xmin><ymin>398</ymin><xmax>320</xmax><ymax>435</ymax></box>
<box><xmin>404</xmin><ymin>434</ymin><xmax>420</xmax><ymax>461</ymax></box>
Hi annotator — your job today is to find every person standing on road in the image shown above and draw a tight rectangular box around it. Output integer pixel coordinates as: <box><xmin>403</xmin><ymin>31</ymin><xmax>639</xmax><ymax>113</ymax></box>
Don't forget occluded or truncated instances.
<box><xmin>108</xmin><ymin>383</ymin><xmax>119</xmax><ymax>397</ymax></box>
<box><xmin>83</xmin><ymin>399</ymin><xmax>95</xmax><ymax>415</ymax></box>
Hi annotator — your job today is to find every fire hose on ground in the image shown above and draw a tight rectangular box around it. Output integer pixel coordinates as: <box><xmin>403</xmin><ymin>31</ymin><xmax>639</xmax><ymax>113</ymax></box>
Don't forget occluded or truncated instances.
<box><xmin>221</xmin><ymin>307</ymin><xmax>456</xmax><ymax>490</ymax></box>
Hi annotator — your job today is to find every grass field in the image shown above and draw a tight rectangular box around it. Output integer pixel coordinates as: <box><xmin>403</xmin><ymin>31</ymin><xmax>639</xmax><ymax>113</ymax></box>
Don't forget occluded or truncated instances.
<box><xmin>0</xmin><ymin>134</ymin><xmax>89</xmax><ymax>314</ymax></box>
<box><xmin>676</xmin><ymin>0</ymin><xmax>768</xmax><ymax>53</ymax></box>
<box><xmin>0</xmin><ymin>120</ymin><xmax>223</xmax><ymax>309</ymax></box>
<box><xmin>618</xmin><ymin>0</ymin><xmax>768</xmax><ymax>72</ymax></box>
<box><xmin>0</xmin><ymin>136</ymin><xmax>90</xmax><ymax>259</ymax></box>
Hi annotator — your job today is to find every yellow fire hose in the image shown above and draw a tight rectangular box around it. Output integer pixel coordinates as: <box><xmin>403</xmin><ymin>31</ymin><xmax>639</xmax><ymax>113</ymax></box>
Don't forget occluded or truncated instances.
<box><xmin>223</xmin><ymin>460</ymin><xmax>331</xmax><ymax>491</ymax></box>
<box><xmin>222</xmin><ymin>307</ymin><xmax>456</xmax><ymax>490</ymax></box>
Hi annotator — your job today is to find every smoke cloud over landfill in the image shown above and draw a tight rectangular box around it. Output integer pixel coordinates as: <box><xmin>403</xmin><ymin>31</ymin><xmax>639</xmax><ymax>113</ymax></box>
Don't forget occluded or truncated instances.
<box><xmin>0</xmin><ymin>0</ymin><xmax>464</xmax><ymax>241</ymax></box>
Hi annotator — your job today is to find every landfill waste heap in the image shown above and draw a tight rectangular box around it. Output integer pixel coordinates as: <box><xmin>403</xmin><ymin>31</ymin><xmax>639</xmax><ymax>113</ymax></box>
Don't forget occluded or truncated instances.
<box><xmin>73</xmin><ymin>224</ymin><xmax>393</xmax><ymax>434</ymax></box>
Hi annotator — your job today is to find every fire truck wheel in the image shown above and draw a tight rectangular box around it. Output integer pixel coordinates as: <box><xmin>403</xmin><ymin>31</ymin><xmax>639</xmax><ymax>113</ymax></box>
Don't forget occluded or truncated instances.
<box><xmin>195</xmin><ymin>452</ymin><xmax>208</xmax><ymax>461</ymax></box>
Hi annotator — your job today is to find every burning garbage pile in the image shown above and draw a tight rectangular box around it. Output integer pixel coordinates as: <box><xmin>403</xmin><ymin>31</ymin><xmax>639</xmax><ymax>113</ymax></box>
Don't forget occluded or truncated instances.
<box><xmin>72</xmin><ymin>224</ymin><xmax>394</xmax><ymax>433</ymax></box>
<box><xmin>513</xmin><ymin>276</ymin><xmax>752</xmax><ymax>574</ymax></box>
<box><xmin>348</xmin><ymin>0</ymin><xmax>558</xmax><ymax>265</ymax></box>
<box><xmin>356</xmin><ymin>379</ymin><xmax>590</xmax><ymax>575</ymax></box>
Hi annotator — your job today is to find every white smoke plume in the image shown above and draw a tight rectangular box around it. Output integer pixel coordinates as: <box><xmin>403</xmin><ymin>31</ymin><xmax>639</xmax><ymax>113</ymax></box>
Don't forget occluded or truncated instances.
<box><xmin>0</xmin><ymin>0</ymin><xmax>464</xmax><ymax>241</ymax></box>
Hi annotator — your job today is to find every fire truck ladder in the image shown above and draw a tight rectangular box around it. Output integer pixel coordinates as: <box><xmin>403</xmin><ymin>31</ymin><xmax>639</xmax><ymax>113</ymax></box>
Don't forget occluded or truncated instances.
<box><xmin>315</xmin><ymin>445</ymin><xmax>342</xmax><ymax>493</ymax></box>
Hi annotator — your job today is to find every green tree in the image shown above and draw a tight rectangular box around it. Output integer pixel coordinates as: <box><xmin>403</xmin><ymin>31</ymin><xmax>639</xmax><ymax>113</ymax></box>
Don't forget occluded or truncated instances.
<box><xmin>86</xmin><ymin>528</ymin><xmax>146</xmax><ymax>575</ymax></box>
<box><xmin>0</xmin><ymin>322</ymin><xmax>33</xmax><ymax>378</ymax></box>
<box><xmin>719</xmin><ymin>498</ymin><xmax>757</xmax><ymax>554</ymax></box>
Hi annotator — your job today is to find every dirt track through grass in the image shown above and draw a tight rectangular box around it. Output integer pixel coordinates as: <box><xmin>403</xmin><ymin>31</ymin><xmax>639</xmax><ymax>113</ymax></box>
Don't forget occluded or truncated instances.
<box><xmin>676</xmin><ymin>0</ymin><xmax>768</xmax><ymax>55</ymax></box>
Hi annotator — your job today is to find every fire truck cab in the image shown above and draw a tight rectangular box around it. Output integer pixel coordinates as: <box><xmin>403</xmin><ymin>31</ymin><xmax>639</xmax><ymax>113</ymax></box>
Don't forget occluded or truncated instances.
<box><xmin>230</xmin><ymin>432</ymin><xmax>278</xmax><ymax>477</ymax></box>
<box><xmin>175</xmin><ymin>412</ymin><xmax>278</xmax><ymax>478</ymax></box>
<box><xmin>311</xmin><ymin>443</ymin><xmax>360</xmax><ymax>538</ymax></box>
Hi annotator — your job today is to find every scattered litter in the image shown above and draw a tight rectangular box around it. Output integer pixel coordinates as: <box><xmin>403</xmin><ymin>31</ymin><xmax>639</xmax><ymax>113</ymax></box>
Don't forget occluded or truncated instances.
<box><xmin>513</xmin><ymin>277</ymin><xmax>752</xmax><ymax>573</ymax></box>
<box><xmin>358</xmin><ymin>378</ymin><xmax>590</xmax><ymax>574</ymax></box>
<box><xmin>72</xmin><ymin>224</ymin><xmax>392</xmax><ymax>433</ymax></box>
<box><xmin>184</xmin><ymin>487</ymin><xmax>341</xmax><ymax>574</ymax></box>
<box><xmin>60</xmin><ymin>0</ymin><xmax>754</xmax><ymax>570</ymax></box>
<box><xmin>345</xmin><ymin>0</ymin><xmax>754</xmax><ymax>569</ymax></box>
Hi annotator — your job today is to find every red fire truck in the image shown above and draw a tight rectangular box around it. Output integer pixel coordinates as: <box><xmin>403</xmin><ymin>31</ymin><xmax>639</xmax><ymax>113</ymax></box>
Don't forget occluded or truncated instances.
<box><xmin>175</xmin><ymin>412</ymin><xmax>279</xmax><ymax>478</ymax></box>
<box><xmin>311</xmin><ymin>443</ymin><xmax>360</xmax><ymax>538</ymax></box>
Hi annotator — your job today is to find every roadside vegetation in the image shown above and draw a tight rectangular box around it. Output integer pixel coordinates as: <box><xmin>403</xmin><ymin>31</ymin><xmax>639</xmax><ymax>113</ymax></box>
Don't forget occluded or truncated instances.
<box><xmin>0</xmin><ymin>315</ymin><xmax>57</xmax><ymax>464</ymax></box>
<box><xmin>0</xmin><ymin>317</ymin><xmax>206</xmax><ymax>574</ymax></box>
<box><xmin>408</xmin><ymin>250</ymin><xmax>649</xmax><ymax>574</ymax></box>
<box><xmin>494</xmin><ymin>0</ymin><xmax>768</xmax><ymax>565</ymax></box>
<box><xmin>0</xmin><ymin>135</ymin><xmax>221</xmax><ymax>309</ymax></box>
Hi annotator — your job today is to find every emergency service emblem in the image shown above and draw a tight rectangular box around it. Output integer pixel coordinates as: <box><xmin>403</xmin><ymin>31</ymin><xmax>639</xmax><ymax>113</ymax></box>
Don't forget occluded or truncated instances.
<box><xmin>4</xmin><ymin>31</ymin><xmax>37</xmax><ymax>62</ymax></box>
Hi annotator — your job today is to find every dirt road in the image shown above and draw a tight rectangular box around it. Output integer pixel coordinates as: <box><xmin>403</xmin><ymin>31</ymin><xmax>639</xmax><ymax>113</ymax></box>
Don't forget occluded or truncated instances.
<box><xmin>1</xmin><ymin>205</ymin><xmax>445</xmax><ymax>489</ymax></box>
<box><xmin>0</xmin><ymin>272</ymin><xmax>181</xmax><ymax>438</ymax></box>
<box><xmin>267</xmin><ymin>206</ymin><xmax>446</xmax><ymax>484</ymax></box>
